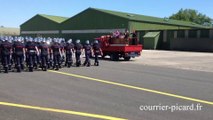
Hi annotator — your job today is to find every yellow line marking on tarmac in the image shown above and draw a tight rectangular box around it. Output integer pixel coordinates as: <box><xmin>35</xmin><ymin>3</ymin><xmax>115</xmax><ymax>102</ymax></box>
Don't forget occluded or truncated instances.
<box><xmin>0</xmin><ymin>102</ymin><xmax>127</xmax><ymax>120</ymax></box>
<box><xmin>49</xmin><ymin>70</ymin><xmax>213</xmax><ymax>105</ymax></box>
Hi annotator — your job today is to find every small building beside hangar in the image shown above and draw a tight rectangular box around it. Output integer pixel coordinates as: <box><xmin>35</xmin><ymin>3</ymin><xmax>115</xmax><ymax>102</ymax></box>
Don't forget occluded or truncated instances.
<box><xmin>20</xmin><ymin>14</ymin><xmax>68</xmax><ymax>37</ymax></box>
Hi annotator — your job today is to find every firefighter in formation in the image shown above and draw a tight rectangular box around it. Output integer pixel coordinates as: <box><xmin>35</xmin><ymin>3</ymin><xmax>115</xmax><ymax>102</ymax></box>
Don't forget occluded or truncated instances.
<box><xmin>0</xmin><ymin>36</ymin><xmax>102</xmax><ymax>73</ymax></box>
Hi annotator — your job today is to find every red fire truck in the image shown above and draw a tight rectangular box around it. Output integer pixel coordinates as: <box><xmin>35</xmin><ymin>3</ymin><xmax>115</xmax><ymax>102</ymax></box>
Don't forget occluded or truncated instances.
<box><xmin>95</xmin><ymin>33</ymin><xmax>143</xmax><ymax>61</ymax></box>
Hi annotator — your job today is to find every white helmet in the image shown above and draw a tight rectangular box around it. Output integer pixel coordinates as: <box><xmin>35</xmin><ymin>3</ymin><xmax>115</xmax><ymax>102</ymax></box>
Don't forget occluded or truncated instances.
<box><xmin>53</xmin><ymin>38</ymin><xmax>57</xmax><ymax>42</ymax></box>
<box><xmin>57</xmin><ymin>38</ymin><xmax>61</xmax><ymax>43</ymax></box>
<box><xmin>48</xmin><ymin>37</ymin><xmax>52</xmax><ymax>43</ymax></box>
<box><xmin>14</xmin><ymin>37</ymin><xmax>17</xmax><ymax>42</ymax></box>
<box><xmin>17</xmin><ymin>37</ymin><xmax>22</xmax><ymax>42</ymax></box>
<box><xmin>4</xmin><ymin>36</ymin><xmax>9</xmax><ymax>41</ymax></box>
<box><xmin>29</xmin><ymin>37</ymin><xmax>33</xmax><ymax>42</ymax></box>
<box><xmin>76</xmin><ymin>39</ymin><xmax>80</xmax><ymax>44</ymax></box>
<box><xmin>9</xmin><ymin>38</ymin><xmax>13</xmax><ymax>43</ymax></box>
<box><xmin>68</xmin><ymin>39</ymin><xmax>72</xmax><ymax>43</ymax></box>
<box><xmin>94</xmin><ymin>40</ymin><xmax>98</xmax><ymax>43</ymax></box>
<box><xmin>85</xmin><ymin>40</ymin><xmax>90</xmax><ymax>44</ymax></box>
<box><xmin>42</xmin><ymin>38</ymin><xmax>46</xmax><ymax>43</ymax></box>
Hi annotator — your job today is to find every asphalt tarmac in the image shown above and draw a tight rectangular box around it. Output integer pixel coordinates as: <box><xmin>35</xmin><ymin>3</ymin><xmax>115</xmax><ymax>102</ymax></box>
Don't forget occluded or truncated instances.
<box><xmin>0</xmin><ymin>59</ymin><xmax>212</xmax><ymax>120</ymax></box>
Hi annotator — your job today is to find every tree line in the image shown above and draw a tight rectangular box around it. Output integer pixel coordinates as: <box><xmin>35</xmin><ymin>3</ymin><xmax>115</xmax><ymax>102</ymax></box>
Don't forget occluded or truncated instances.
<box><xmin>169</xmin><ymin>8</ymin><xmax>212</xmax><ymax>27</ymax></box>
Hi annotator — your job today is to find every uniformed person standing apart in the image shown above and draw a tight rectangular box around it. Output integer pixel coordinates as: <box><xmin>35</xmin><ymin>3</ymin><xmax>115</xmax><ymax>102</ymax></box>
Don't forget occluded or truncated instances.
<box><xmin>38</xmin><ymin>39</ymin><xmax>49</xmax><ymax>71</ymax></box>
<box><xmin>13</xmin><ymin>37</ymin><xmax>25</xmax><ymax>72</ymax></box>
<box><xmin>74</xmin><ymin>39</ymin><xmax>83</xmax><ymax>67</ymax></box>
<box><xmin>64</xmin><ymin>39</ymin><xmax>74</xmax><ymax>68</ymax></box>
<box><xmin>51</xmin><ymin>39</ymin><xmax>62</xmax><ymax>70</ymax></box>
<box><xmin>83</xmin><ymin>40</ymin><xmax>92</xmax><ymax>67</ymax></box>
<box><xmin>25</xmin><ymin>38</ymin><xmax>39</xmax><ymax>72</ymax></box>
<box><xmin>0</xmin><ymin>37</ymin><xmax>13</xmax><ymax>73</ymax></box>
<box><xmin>92</xmin><ymin>40</ymin><xmax>102</xmax><ymax>66</ymax></box>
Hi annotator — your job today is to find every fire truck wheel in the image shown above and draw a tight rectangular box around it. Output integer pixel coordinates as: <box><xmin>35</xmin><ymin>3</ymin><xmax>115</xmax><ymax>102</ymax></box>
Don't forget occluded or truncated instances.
<box><xmin>110</xmin><ymin>54</ymin><xmax>119</xmax><ymax>61</ymax></box>
<box><xmin>124</xmin><ymin>57</ymin><xmax>131</xmax><ymax>61</ymax></box>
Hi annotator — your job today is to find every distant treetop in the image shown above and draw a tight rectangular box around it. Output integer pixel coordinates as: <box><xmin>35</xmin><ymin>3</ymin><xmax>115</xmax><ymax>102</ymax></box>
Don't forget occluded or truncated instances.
<box><xmin>169</xmin><ymin>8</ymin><xmax>212</xmax><ymax>27</ymax></box>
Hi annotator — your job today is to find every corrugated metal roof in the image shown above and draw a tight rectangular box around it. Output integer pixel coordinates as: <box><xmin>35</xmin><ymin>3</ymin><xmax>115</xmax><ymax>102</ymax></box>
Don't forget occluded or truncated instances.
<box><xmin>143</xmin><ymin>32</ymin><xmax>160</xmax><ymax>38</ymax></box>
<box><xmin>91</xmin><ymin>8</ymin><xmax>208</xmax><ymax>28</ymax></box>
<box><xmin>38</xmin><ymin>14</ymin><xmax>68</xmax><ymax>23</ymax></box>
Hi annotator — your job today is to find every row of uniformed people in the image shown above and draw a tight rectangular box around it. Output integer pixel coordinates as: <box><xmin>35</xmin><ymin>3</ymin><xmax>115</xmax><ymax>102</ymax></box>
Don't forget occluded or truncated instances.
<box><xmin>0</xmin><ymin>36</ymin><xmax>102</xmax><ymax>73</ymax></box>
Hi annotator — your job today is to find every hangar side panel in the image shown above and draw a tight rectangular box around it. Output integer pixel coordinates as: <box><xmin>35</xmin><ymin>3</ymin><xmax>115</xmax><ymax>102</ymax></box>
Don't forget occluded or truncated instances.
<box><xmin>129</xmin><ymin>21</ymin><xmax>192</xmax><ymax>31</ymax></box>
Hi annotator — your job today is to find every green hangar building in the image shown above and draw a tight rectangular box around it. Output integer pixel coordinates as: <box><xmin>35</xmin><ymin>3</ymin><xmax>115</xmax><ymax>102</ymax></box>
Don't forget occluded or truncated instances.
<box><xmin>21</xmin><ymin>8</ymin><xmax>211</xmax><ymax>50</ymax></box>
<box><xmin>20</xmin><ymin>14</ymin><xmax>68</xmax><ymax>37</ymax></box>
<box><xmin>61</xmin><ymin>8</ymin><xmax>204</xmax><ymax>38</ymax></box>
<box><xmin>60</xmin><ymin>8</ymin><xmax>207</xmax><ymax>50</ymax></box>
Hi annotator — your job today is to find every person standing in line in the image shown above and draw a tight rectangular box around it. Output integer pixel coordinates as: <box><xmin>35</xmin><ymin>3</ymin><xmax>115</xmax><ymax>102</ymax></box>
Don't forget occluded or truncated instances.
<box><xmin>64</xmin><ymin>39</ymin><xmax>74</xmax><ymax>67</ymax></box>
<box><xmin>83</xmin><ymin>40</ymin><xmax>92</xmax><ymax>67</ymax></box>
<box><xmin>0</xmin><ymin>36</ymin><xmax>13</xmax><ymax>73</ymax></box>
<box><xmin>13</xmin><ymin>37</ymin><xmax>25</xmax><ymax>72</ymax></box>
<box><xmin>74</xmin><ymin>39</ymin><xmax>83</xmax><ymax>67</ymax></box>
<box><xmin>92</xmin><ymin>40</ymin><xmax>102</xmax><ymax>66</ymax></box>
<box><xmin>50</xmin><ymin>38</ymin><xmax>62</xmax><ymax>70</ymax></box>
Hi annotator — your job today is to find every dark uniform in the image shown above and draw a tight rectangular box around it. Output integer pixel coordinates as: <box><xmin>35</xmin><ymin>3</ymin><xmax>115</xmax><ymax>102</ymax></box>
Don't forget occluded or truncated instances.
<box><xmin>74</xmin><ymin>43</ymin><xmax>82</xmax><ymax>67</ymax></box>
<box><xmin>0</xmin><ymin>39</ymin><xmax>2</xmax><ymax>72</ymax></box>
<box><xmin>83</xmin><ymin>43</ymin><xmax>92</xmax><ymax>67</ymax></box>
<box><xmin>93</xmin><ymin>42</ymin><xmax>101</xmax><ymax>66</ymax></box>
<box><xmin>11</xmin><ymin>40</ymin><xmax>16</xmax><ymax>68</ymax></box>
<box><xmin>24</xmin><ymin>41</ymin><xmax>30</xmax><ymax>67</ymax></box>
<box><xmin>25</xmin><ymin>42</ymin><xmax>38</xmax><ymax>72</ymax></box>
<box><xmin>48</xmin><ymin>44</ymin><xmax>53</xmax><ymax>69</ymax></box>
<box><xmin>35</xmin><ymin>41</ymin><xmax>41</xmax><ymax>66</ymax></box>
<box><xmin>51</xmin><ymin>42</ymin><xmax>61</xmax><ymax>70</ymax></box>
<box><xmin>64</xmin><ymin>42</ymin><xmax>74</xmax><ymax>67</ymax></box>
<box><xmin>13</xmin><ymin>41</ymin><xmax>25</xmax><ymax>72</ymax></box>
<box><xmin>60</xmin><ymin>41</ymin><xmax>66</xmax><ymax>65</ymax></box>
<box><xmin>0</xmin><ymin>40</ymin><xmax>12</xmax><ymax>73</ymax></box>
<box><xmin>38</xmin><ymin>42</ymin><xmax>49</xmax><ymax>71</ymax></box>
<box><xmin>131</xmin><ymin>32</ymin><xmax>137</xmax><ymax>45</ymax></box>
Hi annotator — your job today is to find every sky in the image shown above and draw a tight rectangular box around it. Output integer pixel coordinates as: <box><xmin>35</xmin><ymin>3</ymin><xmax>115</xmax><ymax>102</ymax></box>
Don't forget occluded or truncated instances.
<box><xmin>0</xmin><ymin>0</ymin><xmax>213</xmax><ymax>28</ymax></box>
